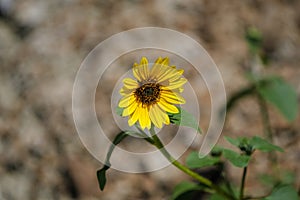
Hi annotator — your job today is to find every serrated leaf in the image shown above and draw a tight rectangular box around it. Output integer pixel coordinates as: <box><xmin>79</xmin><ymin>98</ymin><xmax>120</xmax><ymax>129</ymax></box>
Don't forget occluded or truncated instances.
<box><xmin>186</xmin><ymin>152</ymin><xmax>220</xmax><ymax>169</ymax></box>
<box><xmin>223</xmin><ymin>149</ymin><xmax>250</xmax><ymax>168</ymax></box>
<box><xmin>171</xmin><ymin>181</ymin><xmax>204</xmax><ymax>200</ymax></box>
<box><xmin>168</xmin><ymin>107</ymin><xmax>202</xmax><ymax>134</ymax></box>
<box><xmin>264</xmin><ymin>185</ymin><xmax>299</xmax><ymax>200</ymax></box>
<box><xmin>250</xmin><ymin>136</ymin><xmax>283</xmax><ymax>152</ymax></box>
<box><xmin>258</xmin><ymin>77</ymin><xmax>298</xmax><ymax>122</ymax></box>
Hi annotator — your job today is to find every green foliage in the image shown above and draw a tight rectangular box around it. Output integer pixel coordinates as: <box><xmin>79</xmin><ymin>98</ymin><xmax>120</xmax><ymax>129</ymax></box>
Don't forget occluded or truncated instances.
<box><xmin>171</xmin><ymin>181</ymin><xmax>203</xmax><ymax>200</ymax></box>
<box><xmin>97</xmin><ymin>165</ymin><xmax>109</xmax><ymax>191</ymax></box>
<box><xmin>209</xmin><ymin>193</ymin><xmax>224</xmax><ymax>200</ymax></box>
<box><xmin>209</xmin><ymin>184</ymin><xmax>239</xmax><ymax>200</ymax></box>
<box><xmin>96</xmin><ymin>131</ymin><xmax>130</xmax><ymax>191</ymax></box>
<box><xmin>168</xmin><ymin>106</ymin><xmax>202</xmax><ymax>134</ymax></box>
<box><xmin>264</xmin><ymin>185</ymin><xmax>299</xmax><ymax>200</ymax></box>
<box><xmin>260</xmin><ymin>171</ymin><xmax>296</xmax><ymax>187</ymax></box>
<box><xmin>226</xmin><ymin>74</ymin><xmax>298</xmax><ymax>122</ymax></box>
<box><xmin>225</xmin><ymin>136</ymin><xmax>283</xmax><ymax>153</ymax></box>
<box><xmin>224</xmin><ymin>136</ymin><xmax>243</xmax><ymax>147</ymax></box>
<box><xmin>250</xmin><ymin>136</ymin><xmax>283</xmax><ymax>152</ymax></box>
<box><xmin>222</xmin><ymin>136</ymin><xmax>283</xmax><ymax>167</ymax></box>
<box><xmin>186</xmin><ymin>136</ymin><xmax>283</xmax><ymax>169</ymax></box>
<box><xmin>257</xmin><ymin>77</ymin><xmax>298</xmax><ymax>122</ymax></box>
<box><xmin>222</xmin><ymin>149</ymin><xmax>251</xmax><ymax>168</ymax></box>
<box><xmin>186</xmin><ymin>152</ymin><xmax>220</xmax><ymax>169</ymax></box>
<box><xmin>115</xmin><ymin>106</ymin><xmax>124</xmax><ymax>116</ymax></box>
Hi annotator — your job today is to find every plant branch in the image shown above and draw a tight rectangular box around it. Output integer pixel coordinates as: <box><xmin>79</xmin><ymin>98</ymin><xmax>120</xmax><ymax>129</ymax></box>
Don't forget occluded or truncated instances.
<box><xmin>225</xmin><ymin>85</ymin><xmax>256</xmax><ymax>113</ymax></box>
<box><xmin>257</xmin><ymin>95</ymin><xmax>273</xmax><ymax>141</ymax></box>
<box><xmin>257</xmin><ymin>94</ymin><xmax>278</xmax><ymax>165</ymax></box>
<box><xmin>146</xmin><ymin>129</ymin><xmax>236</xmax><ymax>200</ymax></box>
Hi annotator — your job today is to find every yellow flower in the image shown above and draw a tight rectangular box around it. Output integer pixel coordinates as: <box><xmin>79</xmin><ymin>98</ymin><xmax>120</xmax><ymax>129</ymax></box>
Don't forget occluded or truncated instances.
<box><xmin>118</xmin><ymin>57</ymin><xmax>187</xmax><ymax>130</ymax></box>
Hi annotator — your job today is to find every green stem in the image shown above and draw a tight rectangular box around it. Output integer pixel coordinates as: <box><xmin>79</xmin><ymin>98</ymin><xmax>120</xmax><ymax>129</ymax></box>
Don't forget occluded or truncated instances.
<box><xmin>239</xmin><ymin>167</ymin><xmax>248</xmax><ymax>200</ymax></box>
<box><xmin>148</xmin><ymin>129</ymin><xmax>235</xmax><ymax>200</ymax></box>
<box><xmin>257</xmin><ymin>94</ymin><xmax>278</xmax><ymax>167</ymax></box>
<box><xmin>257</xmin><ymin>95</ymin><xmax>273</xmax><ymax>141</ymax></box>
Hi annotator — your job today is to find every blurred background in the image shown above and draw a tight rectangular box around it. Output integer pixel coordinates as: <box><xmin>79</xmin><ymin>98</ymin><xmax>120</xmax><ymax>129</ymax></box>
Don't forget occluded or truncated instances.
<box><xmin>0</xmin><ymin>0</ymin><xmax>299</xmax><ymax>199</ymax></box>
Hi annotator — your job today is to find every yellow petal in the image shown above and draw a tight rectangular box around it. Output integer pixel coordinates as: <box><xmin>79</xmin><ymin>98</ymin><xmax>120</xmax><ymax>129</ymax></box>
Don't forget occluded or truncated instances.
<box><xmin>160</xmin><ymin>57</ymin><xmax>169</xmax><ymax>66</ymax></box>
<box><xmin>157</xmin><ymin>99</ymin><xmax>179</xmax><ymax>113</ymax></box>
<box><xmin>170</xmin><ymin>65</ymin><xmax>184</xmax><ymax>75</ymax></box>
<box><xmin>140</xmin><ymin>57</ymin><xmax>149</xmax><ymax>80</ymax></box>
<box><xmin>150</xmin><ymin>57</ymin><xmax>169</xmax><ymax>79</ymax></box>
<box><xmin>163</xmin><ymin>78</ymin><xmax>187</xmax><ymax>90</ymax></box>
<box><xmin>161</xmin><ymin>91</ymin><xmax>186</xmax><ymax>104</ymax></box>
<box><xmin>128</xmin><ymin>104</ymin><xmax>141</xmax><ymax>126</ymax></box>
<box><xmin>149</xmin><ymin>104</ymin><xmax>164</xmax><ymax>128</ymax></box>
<box><xmin>164</xmin><ymin>113</ymin><xmax>170</xmax><ymax>125</ymax></box>
<box><xmin>133</xmin><ymin>66</ymin><xmax>142</xmax><ymax>82</ymax></box>
<box><xmin>123</xmin><ymin>78</ymin><xmax>138</xmax><ymax>89</ymax></box>
<box><xmin>118</xmin><ymin>94</ymin><xmax>135</xmax><ymax>107</ymax></box>
<box><xmin>122</xmin><ymin>101</ymin><xmax>138</xmax><ymax>116</ymax></box>
<box><xmin>120</xmin><ymin>87</ymin><xmax>134</xmax><ymax>96</ymax></box>
<box><xmin>158</xmin><ymin>106</ymin><xmax>170</xmax><ymax>125</ymax></box>
<box><xmin>157</xmin><ymin>67</ymin><xmax>180</xmax><ymax>83</ymax></box>
<box><xmin>138</xmin><ymin>106</ymin><xmax>151</xmax><ymax>129</ymax></box>
<box><xmin>154</xmin><ymin>57</ymin><xmax>163</xmax><ymax>64</ymax></box>
<box><xmin>177</xmin><ymin>69</ymin><xmax>184</xmax><ymax>75</ymax></box>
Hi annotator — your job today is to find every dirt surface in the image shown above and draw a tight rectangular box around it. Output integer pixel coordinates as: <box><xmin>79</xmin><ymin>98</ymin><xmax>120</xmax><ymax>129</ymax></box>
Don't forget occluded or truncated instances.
<box><xmin>0</xmin><ymin>0</ymin><xmax>299</xmax><ymax>199</ymax></box>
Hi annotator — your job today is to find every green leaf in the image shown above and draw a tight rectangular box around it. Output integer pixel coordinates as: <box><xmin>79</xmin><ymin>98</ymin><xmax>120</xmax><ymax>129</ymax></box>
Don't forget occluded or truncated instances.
<box><xmin>209</xmin><ymin>193</ymin><xmax>224</xmax><ymax>200</ymax></box>
<box><xmin>224</xmin><ymin>136</ymin><xmax>254</xmax><ymax>155</ymax></box>
<box><xmin>225</xmin><ymin>136</ymin><xmax>283</xmax><ymax>154</ymax></box>
<box><xmin>258</xmin><ymin>77</ymin><xmax>298</xmax><ymax>122</ymax></box>
<box><xmin>250</xmin><ymin>136</ymin><xmax>283</xmax><ymax>152</ymax></box>
<box><xmin>171</xmin><ymin>181</ymin><xmax>203</xmax><ymax>200</ymax></box>
<box><xmin>168</xmin><ymin>107</ymin><xmax>202</xmax><ymax>133</ymax></box>
<box><xmin>264</xmin><ymin>185</ymin><xmax>299</xmax><ymax>200</ymax></box>
<box><xmin>223</xmin><ymin>149</ymin><xmax>250</xmax><ymax>168</ymax></box>
<box><xmin>116</xmin><ymin>106</ymin><xmax>124</xmax><ymax>116</ymax></box>
<box><xmin>224</xmin><ymin>136</ymin><xmax>243</xmax><ymax>148</ymax></box>
<box><xmin>96</xmin><ymin>131</ymin><xmax>130</xmax><ymax>191</ymax></box>
<box><xmin>186</xmin><ymin>152</ymin><xmax>220</xmax><ymax>169</ymax></box>
<box><xmin>97</xmin><ymin>165</ymin><xmax>110</xmax><ymax>191</ymax></box>
<box><xmin>209</xmin><ymin>184</ymin><xmax>239</xmax><ymax>200</ymax></box>
<box><xmin>210</xmin><ymin>146</ymin><xmax>224</xmax><ymax>157</ymax></box>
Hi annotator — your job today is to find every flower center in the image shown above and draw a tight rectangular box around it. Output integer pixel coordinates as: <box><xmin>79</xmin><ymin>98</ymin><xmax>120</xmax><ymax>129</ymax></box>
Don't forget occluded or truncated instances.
<box><xmin>134</xmin><ymin>83</ymin><xmax>161</xmax><ymax>106</ymax></box>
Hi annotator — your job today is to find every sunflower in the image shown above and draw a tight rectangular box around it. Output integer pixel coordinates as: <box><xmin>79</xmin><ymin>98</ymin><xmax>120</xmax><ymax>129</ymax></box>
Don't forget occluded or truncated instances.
<box><xmin>118</xmin><ymin>57</ymin><xmax>187</xmax><ymax>130</ymax></box>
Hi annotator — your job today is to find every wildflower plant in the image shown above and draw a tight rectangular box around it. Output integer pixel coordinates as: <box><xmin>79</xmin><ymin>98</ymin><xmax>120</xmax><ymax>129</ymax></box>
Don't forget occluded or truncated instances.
<box><xmin>94</xmin><ymin>28</ymin><xmax>299</xmax><ymax>200</ymax></box>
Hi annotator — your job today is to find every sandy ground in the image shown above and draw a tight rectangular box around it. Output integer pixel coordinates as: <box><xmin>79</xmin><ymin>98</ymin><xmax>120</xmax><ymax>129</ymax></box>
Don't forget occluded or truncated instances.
<box><xmin>0</xmin><ymin>0</ymin><xmax>300</xmax><ymax>199</ymax></box>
